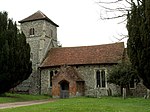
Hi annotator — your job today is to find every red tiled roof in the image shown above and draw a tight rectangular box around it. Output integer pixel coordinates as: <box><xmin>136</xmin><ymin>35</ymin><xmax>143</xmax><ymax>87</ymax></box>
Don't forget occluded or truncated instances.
<box><xmin>19</xmin><ymin>10</ymin><xmax>59</xmax><ymax>27</ymax></box>
<box><xmin>40</xmin><ymin>42</ymin><xmax>125</xmax><ymax>68</ymax></box>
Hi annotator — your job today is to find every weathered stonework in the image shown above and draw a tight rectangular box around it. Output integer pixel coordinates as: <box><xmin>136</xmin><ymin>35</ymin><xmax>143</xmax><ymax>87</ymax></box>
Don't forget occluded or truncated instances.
<box><xmin>40</xmin><ymin>64</ymin><xmax>148</xmax><ymax>97</ymax></box>
<box><xmin>15</xmin><ymin>11</ymin><xmax>148</xmax><ymax>98</ymax></box>
<box><xmin>40</xmin><ymin>65</ymin><xmax>120</xmax><ymax>97</ymax></box>
<box><xmin>15</xmin><ymin>12</ymin><xmax>58</xmax><ymax>94</ymax></box>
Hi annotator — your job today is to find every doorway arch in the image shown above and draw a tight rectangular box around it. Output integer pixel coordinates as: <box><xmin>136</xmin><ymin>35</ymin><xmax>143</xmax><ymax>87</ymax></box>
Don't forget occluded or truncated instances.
<box><xmin>59</xmin><ymin>80</ymin><xmax>69</xmax><ymax>98</ymax></box>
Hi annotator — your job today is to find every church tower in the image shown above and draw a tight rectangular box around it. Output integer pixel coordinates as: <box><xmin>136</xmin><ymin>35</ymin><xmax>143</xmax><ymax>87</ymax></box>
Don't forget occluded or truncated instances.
<box><xmin>17</xmin><ymin>11</ymin><xmax>59</xmax><ymax>94</ymax></box>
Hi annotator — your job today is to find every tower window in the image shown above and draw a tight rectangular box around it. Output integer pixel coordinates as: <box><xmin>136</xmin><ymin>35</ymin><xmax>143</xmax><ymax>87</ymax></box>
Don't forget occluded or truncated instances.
<box><xmin>29</xmin><ymin>28</ymin><xmax>35</xmax><ymax>36</ymax></box>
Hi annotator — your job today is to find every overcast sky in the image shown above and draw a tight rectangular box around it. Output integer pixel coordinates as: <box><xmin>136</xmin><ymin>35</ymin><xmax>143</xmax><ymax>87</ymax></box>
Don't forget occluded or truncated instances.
<box><xmin>0</xmin><ymin>0</ymin><xmax>128</xmax><ymax>47</ymax></box>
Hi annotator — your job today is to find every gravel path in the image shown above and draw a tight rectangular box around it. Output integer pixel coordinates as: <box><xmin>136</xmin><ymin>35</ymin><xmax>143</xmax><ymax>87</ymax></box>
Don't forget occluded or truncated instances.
<box><xmin>0</xmin><ymin>99</ymin><xmax>56</xmax><ymax>109</ymax></box>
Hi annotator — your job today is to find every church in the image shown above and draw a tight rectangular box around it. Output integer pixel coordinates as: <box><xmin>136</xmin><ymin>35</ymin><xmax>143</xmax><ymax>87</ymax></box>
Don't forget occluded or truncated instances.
<box><xmin>16</xmin><ymin>11</ymin><xmax>147</xmax><ymax>98</ymax></box>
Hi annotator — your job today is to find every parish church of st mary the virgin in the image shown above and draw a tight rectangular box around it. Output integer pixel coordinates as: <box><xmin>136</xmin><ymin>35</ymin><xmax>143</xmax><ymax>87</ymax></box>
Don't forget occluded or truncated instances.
<box><xmin>15</xmin><ymin>11</ymin><xmax>147</xmax><ymax>98</ymax></box>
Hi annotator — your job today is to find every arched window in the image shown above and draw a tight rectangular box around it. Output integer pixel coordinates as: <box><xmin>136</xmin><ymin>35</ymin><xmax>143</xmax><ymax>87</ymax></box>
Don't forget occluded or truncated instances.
<box><xmin>96</xmin><ymin>69</ymin><xmax>106</xmax><ymax>88</ymax></box>
<box><xmin>96</xmin><ymin>70</ymin><xmax>101</xmax><ymax>87</ymax></box>
<box><xmin>101</xmin><ymin>70</ymin><xmax>106</xmax><ymax>88</ymax></box>
<box><xmin>50</xmin><ymin>71</ymin><xmax>53</xmax><ymax>87</ymax></box>
<box><xmin>29</xmin><ymin>28</ymin><xmax>34</xmax><ymax>36</ymax></box>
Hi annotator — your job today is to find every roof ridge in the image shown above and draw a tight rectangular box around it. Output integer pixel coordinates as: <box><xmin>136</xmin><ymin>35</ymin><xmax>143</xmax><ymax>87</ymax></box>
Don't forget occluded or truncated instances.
<box><xmin>37</xmin><ymin>10</ymin><xmax>48</xmax><ymax>19</ymax></box>
<box><xmin>51</xmin><ymin>42</ymin><xmax>124</xmax><ymax>49</ymax></box>
<box><xmin>19</xmin><ymin>10</ymin><xmax>59</xmax><ymax>27</ymax></box>
<box><xmin>37</xmin><ymin>10</ymin><xmax>45</xmax><ymax>18</ymax></box>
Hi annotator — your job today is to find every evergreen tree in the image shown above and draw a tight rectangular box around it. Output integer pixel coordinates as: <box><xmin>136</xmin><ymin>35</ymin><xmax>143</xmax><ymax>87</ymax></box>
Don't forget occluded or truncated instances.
<box><xmin>108</xmin><ymin>62</ymin><xmax>139</xmax><ymax>95</ymax></box>
<box><xmin>0</xmin><ymin>11</ymin><xmax>32</xmax><ymax>94</ymax></box>
<box><xmin>127</xmin><ymin>0</ymin><xmax>150</xmax><ymax>89</ymax></box>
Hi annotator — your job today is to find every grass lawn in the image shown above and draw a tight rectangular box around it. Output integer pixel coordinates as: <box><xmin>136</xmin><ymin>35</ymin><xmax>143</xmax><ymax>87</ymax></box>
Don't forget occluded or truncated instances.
<box><xmin>0</xmin><ymin>93</ymin><xmax>51</xmax><ymax>103</ymax></box>
<box><xmin>0</xmin><ymin>97</ymin><xmax>150</xmax><ymax>112</ymax></box>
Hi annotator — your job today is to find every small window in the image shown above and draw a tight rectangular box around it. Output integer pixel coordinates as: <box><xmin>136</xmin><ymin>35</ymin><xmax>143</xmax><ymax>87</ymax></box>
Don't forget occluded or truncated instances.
<box><xmin>29</xmin><ymin>28</ymin><xmax>34</xmax><ymax>36</ymax></box>
<box><xmin>50</xmin><ymin>71</ymin><xmax>53</xmax><ymax>87</ymax></box>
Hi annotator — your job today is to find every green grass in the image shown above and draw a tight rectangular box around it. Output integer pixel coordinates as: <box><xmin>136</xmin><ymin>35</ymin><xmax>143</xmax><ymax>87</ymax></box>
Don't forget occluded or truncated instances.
<box><xmin>1</xmin><ymin>97</ymin><xmax>150</xmax><ymax>112</ymax></box>
<box><xmin>0</xmin><ymin>93</ymin><xmax>51</xmax><ymax>103</ymax></box>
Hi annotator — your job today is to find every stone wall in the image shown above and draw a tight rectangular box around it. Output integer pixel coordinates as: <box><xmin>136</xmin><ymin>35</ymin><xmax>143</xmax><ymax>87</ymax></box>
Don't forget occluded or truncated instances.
<box><xmin>45</xmin><ymin>21</ymin><xmax>57</xmax><ymax>41</ymax></box>
<box><xmin>41</xmin><ymin>68</ymin><xmax>59</xmax><ymax>95</ymax></box>
<box><xmin>15</xmin><ymin>70</ymin><xmax>41</xmax><ymax>94</ymax></box>
<box><xmin>40</xmin><ymin>65</ymin><xmax>120</xmax><ymax>97</ymax></box>
<box><xmin>21</xmin><ymin>20</ymin><xmax>58</xmax><ymax>65</ymax></box>
<box><xmin>40</xmin><ymin>69</ymin><xmax>51</xmax><ymax>95</ymax></box>
<box><xmin>15</xmin><ymin>19</ymin><xmax>58</xmax><ymax>94</ymax></box>
<box><xmin>75</xmin><ymin>65</ymin><xmax>120</xmax><ymax>97</ymax></box>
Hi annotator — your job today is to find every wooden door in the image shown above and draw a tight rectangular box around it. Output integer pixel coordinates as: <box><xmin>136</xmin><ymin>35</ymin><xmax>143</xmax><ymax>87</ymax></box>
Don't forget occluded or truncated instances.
<box><xmin>60</xmin><ymin>80</ymin><xmax>69</xmax><ymax>98</ymax></box>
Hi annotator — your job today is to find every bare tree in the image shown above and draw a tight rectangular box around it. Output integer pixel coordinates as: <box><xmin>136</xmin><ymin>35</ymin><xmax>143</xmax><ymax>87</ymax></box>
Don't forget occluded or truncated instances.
<box><xmin>96</xmin><ymin>0</ymin><xmax>132</xmax><ymax>41</ymax></box>
<box><xmin>97</xmin><ymin>0</ymin><xmax>131</xmax><ymax>19</ymax></box>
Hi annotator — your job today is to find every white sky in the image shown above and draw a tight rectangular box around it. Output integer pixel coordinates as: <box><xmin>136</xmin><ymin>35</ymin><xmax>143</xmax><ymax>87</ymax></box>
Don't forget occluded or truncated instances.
<box><xmin>0</xmin><ymin>0</ymin><xmax>128</xmax><ymax>47</ymax></box>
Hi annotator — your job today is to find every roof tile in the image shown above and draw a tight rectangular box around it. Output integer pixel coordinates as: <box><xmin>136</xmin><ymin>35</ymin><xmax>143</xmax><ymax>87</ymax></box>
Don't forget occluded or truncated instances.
<box><xmin>19</xmin><ymin>10</ymin><xmax>59</xmax><ymax>27</ymax></box>
<box><xmin>40</xmin><ymin>42</ymin><xmax>125</xmax><ymax>68</ymax></box>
